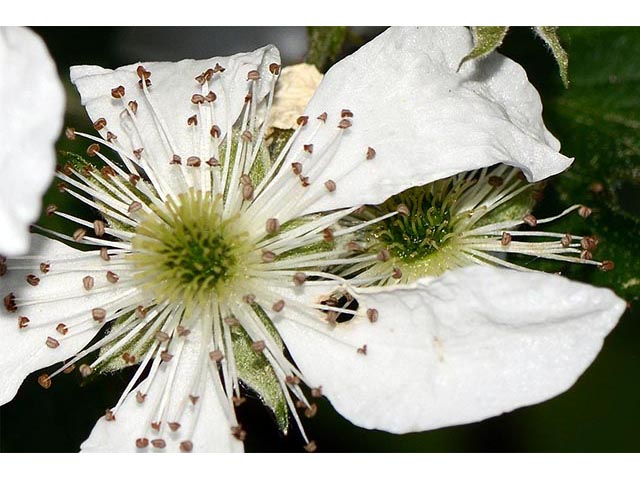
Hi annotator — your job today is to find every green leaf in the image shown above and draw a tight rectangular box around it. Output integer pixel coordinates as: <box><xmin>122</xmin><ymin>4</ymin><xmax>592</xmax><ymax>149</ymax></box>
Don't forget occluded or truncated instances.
<box><xmin>305</xmin><ymin>27</ymin><xmax>348</xmax><ymax>72</ymax></box>
<box><xmin>459</xmin><ymin>26</ymin><xmax>509</xmax><ymax>69</ymax></box>
<box><xmin>542</xmin><ymin>27</ymin><xmax>640</xmax><ymax>301</ymax></box>
<box><xmin>534</xmin><ymin>27</ymin><xmax>570</xmax><ymax>88</ymax></box>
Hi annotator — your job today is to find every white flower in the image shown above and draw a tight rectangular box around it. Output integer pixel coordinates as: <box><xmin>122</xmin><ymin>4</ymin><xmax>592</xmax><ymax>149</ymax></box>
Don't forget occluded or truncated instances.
<box><xmin>0</xmin><ymin>27</ymin><xmax>625</xmax><ymax>452</ymax></box>
<box><xmin>0</xmin><ymin>27</ymin><xmax>65</xmax><ymax>256</ymax></box>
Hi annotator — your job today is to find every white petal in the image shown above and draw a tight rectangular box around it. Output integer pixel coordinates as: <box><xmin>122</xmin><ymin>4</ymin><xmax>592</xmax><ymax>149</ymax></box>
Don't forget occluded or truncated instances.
<box><xmin>0</xmin><ymin>235</ymin><xmax>141</xmax><ymax>405</ymax></box>
<box><xmin>81</xmin><ymin>325</ymin><xmax>243</xmax><ymax>453</ymax></box>
<box><xmin>291</xmin><ymin>27</ymin><xmax>571</xmax><ymax>214</ymax></box>
<box><xmin>0</xmin><ymin>28</ymin><xmax>65</xmax><ymax>256</ymax></box>
<box><xmin>70</xmin><ymin>46</ymin><xmax>280</xmax><ymax>196</ymax></box>
<box><xmin>276</xmin><ymin>266</ymin><xmax>625</xmax><ymax>433</ymax></box>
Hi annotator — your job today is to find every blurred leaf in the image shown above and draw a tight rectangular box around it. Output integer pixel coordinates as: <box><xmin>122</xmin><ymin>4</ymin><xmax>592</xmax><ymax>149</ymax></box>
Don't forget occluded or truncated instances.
<box><xmin>305</xmin><ymin>27</ymin><xmax>348</xmax><ymax>72</ymax></box>
<box><xmin>459</xmin><ymin>26</ymin><xmax>509</xmax><ymax>69</ymax></box>
<box><xmin>534</xmin><ymin>27</ymin><xmax>570</xmax><ymax>88</ymax></box>
<box><xmin>543</xmin><ymin>27</ymin><xmax>640</xmax><ymax>301</ymax></box>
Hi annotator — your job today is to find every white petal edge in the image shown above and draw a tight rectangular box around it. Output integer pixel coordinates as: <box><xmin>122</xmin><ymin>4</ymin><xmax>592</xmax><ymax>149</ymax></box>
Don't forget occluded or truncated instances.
<box><xmin>70</xmin><ymin>46</ymin><xmax>280</xmax><ymax>197</ymax></box>
<box><xmin>286</xmin><ymin>27</ymin><xmax>572</xmax><ymax>214</ymax></box>
<box><xmin>0</xmin><ymin>235</ymin><xmax>143</xmax><ymax>405</ymax></box>
<box><xmin>0</xmin><ymin>27</ymin><xmax>65</xmax><ymax>256</ymax></box>
<box><xmin>275</xmin><ymin>266</ymin><xmax>625</xmax><ymax>433</ymax></box>
<box><xmin>81</xmin><ymin>324</ymin><xmax>244</xmax><ymax>453</ymax></box>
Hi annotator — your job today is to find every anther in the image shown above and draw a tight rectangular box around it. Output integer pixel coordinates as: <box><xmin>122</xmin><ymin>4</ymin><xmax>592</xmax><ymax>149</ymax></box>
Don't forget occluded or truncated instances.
<box><xmin>111</xmin><ymin>85</ymin><xmax>125</xmax><ymax>98</ymax></box>
<box><xmin>160</xmin><ymin>350</ymin><xmax>173</xmax><ymax>362</ymax></box>
<box><xmin>106</xmin><ymin>131</ymin><xmax>117</xmax><ymax>142</ymax></box>
<box><xmin>46</xmin><ymin>337</ymin><xmax>60</xmax><ymax>349</ymax></box>
<box><xmin>93</xmin><ymin>118</ymin><xmax>107</xmax><ymax>131</ymax></box>
<box><xmin>561</xmin><ymin>233</ymin><xmax>573</xmax><ymax>248</ymax></box>
<box><xmin>213</xmin><ymin>63</ymin><xmax>225</xmax><ymax>73</ymax></box>
<box><xmin>285</xmin><ymin>375</ymin><xmax>301</xmax><ymax>385</ymax></box>
<box><xmin>365</xmin><ymin>147</ymin><xmax>377</xmax><ymax>160</ymax></box>
<box><xmin>210</xmin><ymin>125</ymin><xmax>221</xmax><ymax>138</ymax></box>
<box><xmin>100</xmin><ymin>247</ymin><xmax>110</xmax><ymax>261</ymax></box>
<box><xmin>18</xmin><ymin>316</ymin><xmax>30</xmax><ymax>329</ymax></box>
<box><xmin>136</xmin><ymin>391</ymin><xmax>146</xmax><ymax>403</ymax></box>
<box><xmin>323</xmin><ymin>228</ymin><xmax>334</xmax><ymax>243</ymax></box>
<box><xmin>305</xmin><ymin>404</ymin><xmax>318</xmax><ymax>418</ymax></box>
<box><xmin>241</xmin><ymin>130</ymin><xmax>253</xmax><ymax>142</ymax></box>
<box><xmin>189</xmin><ymin>395</ymin><xmax>199</xmax><ymax>405</ymax></box>
<box><xmin>79</xmin><ymin>364</ymin><xmax>93</xmax><ymax>377</ymax></box>
<box><xmin>187</xmin><ymin>115</ymin><xmax>198</xmax><ymax>126</ymax></box>
<box><xmin>65</xmin><ymin>127</ymin><xmax>76</xmax><ymax>140</ymax></box>
<box><xmin>177</xmin><ymin>326</ymin><xmax>190</xmax><ymax>337</ymax></box>
<box><xmin>304</xmin><ymin>441</ymin><xmax>317</xmax><ymax>453</ymax></box>
<box><xmin>135</xmin><ymin>438</ymin><xmax>149</xmax><ymax>449</ymax></box>
<box><xmin>63</xmin><ymin>365</ymin><xmax>75</xmax><ymax>374</ymax></box>
<box><xmin>122</xmin><ymin>352</ymin><xmax>136</xmax><ymax>364</ymax></box>
<box><xmin>580</xmin><ymin>250</ymin><xmax>593</xmax><ymax>260</ymax></box>
<box><xmin>38</xmin><ymin>374</ymin><xmax>52</xmax><ymax>389</ymax></box>
<box><xmin>296</xmin><ymin>115</ymin><xmax>309</xmax><ymax>127</ymax></box>
<box><xmin>357</xmin><ymin>345</ymin><xmax>368</xmax><ymax>355</ymax></box>
<box><xmin>205</xmin><ymin>91</ymin><xmax>217</xmax><ymax>103</ymax></box>
<box><xmin>317</xmin><ymin>112</ymin><xmax>327</xmax><ymax>122</ymax></box>
<box><xmin>251</xmin><ymin>340</ymin><xmax>266</xmax><ymax>352</ymax></box>
<box><xmin>501</xmin><ymin>232</ymin><xmax>512</xmax><ymax>246</ymax></box>
<box><xmin>523</xmin><ymin>214</ymin><xmax>538</xmax><ymax>227</ymax></box>
<box><xmin>243</xmin><ymin>183</ymin><xmax>255</xmax><ymax>201</ymax></box>
<box><xmin>377</xmin><ymin>249</ymin><xmax>391</xmax><ymax>262</ymax></box>
<box><xmin>129</xmin><ymin>174</ymin><xmax>140</xmax><ymax>186</ymax></box>
<box><xmin>93</xmin><ymin>220</ymin><xmax>106</xmax><ymax>237</ymax></box>
<box><xmin>581</xmin><ymin>236</ymin><xmax>599</xmax><ymax>251</ymax></box>
<box><xmin>105</xmin><ymin>409</ymin><xmax>116</xmax><ymax>421</ymax></box>
<box><xmin>231</xmin><ymin>425</ymin><xmax>247</xmax><ymax>441</ymax></box>
<box><xmin>151</xmin><ymin>422</ymin><xmax>161</xmax><ymax>431</ymax></box>
<box><xmin>56</xmin><ymin>323</ymin><xmax>68</xmax><ymax>335</ymax></box>
<box><xmin>191</xmin><ymin>94</ymin><xmax>206</xmax><ymax>104</ymax></box>
<box><xmin>579</xmin><ymin>206</ymin><xmax>593</xmax><ymax>218</ymax></box>
<box><xmin>135</xmin><ymin>306</ymin><xmax>147</xmax><ymax>318</ymax></box>
<box><xmin>269</xmin><ymin>63</ymin><xmax>281</xmax><ymax>75</ymax></box>
<box><xmin>132</xmin><ymin>148</ymin><xmax>144</xmax><ymax>160</ymax></box>
<box><xmin>101</xmin><ymin>166</ymin><xmax>116</xmax><ymax>178</ymax></box>
<box><xmin>304</xmin><ymin>144</ymin><xmax>314</xmax><ymax>154</ymax></box>
<box><xmin>128</xmin><ymin>201</ymin><xmax>142</xmax><ymax>213</ymax></box>
<box><xmin>247</xmin><ymin>70</ymin><xmax>261</xmax><ymax>81</ymax></box>
<box><xmin>392</xmin><ymin>267</ymin><xmax>403</xmax><ymax>279</ymax></box>
<box><xmin>186</xmin><ymin>156</ymin><xmax>201</xmax><ymax>167</ymax></box>
<box><xmin>266</xmin><ymin>218</ymin><xmax>280</xmax><ymax>234</ymax></box>
<box><xmin>341</xmin><ymin>109</ymin><xmax>353</xmax><ymax>118</ymax></box>
<box><xmin>599</xmin><ymin>260</ymin><xmax>615</xmax><ymax>272</ymax></box>
<box><xmin>170</xmin><ymin>154</ymin><xmax>182</xmax><ymax>165</ymax></box>
<box><xmin>40</xmin><ymin>262</ymin><xmax>50</xmax><ymax>274</ymax></box>
<box><xmin>128</xmin><ymin>100</ymin><xmax>138</xmax><ymax>114</ymax></box>
<box><xmin>261</xmin><ymin>250</ymin><xmax>277</xmax><ymax>263</ymax></box>
<box><xmin>240</xmin><ymin>174</ymin><xmax>252</xmax><ymax>186</ymax></box>
<box><xmin>86</xmin><ymin>143</ymin><xmax>100</xmax><ymax>157</ymax></box>
<box><xmin>136</xmin><ymin>65</ymin><xmax>151</xmax><ymax>80</ymax></box>
<box><xmin>272</xmin><ymin>299</ymin><xmax>285</xmax><ymax>312</ymax></box>
<box><xmin>590</xmin><ymin>182</ymin><xmax>604</xmax><ymax>194</ymax></box>
<box><xmin>311</xmin><ymin>387</ymin><xmax>323</xmax><ymax>398</ymax></box>
<box><xmin>72</xmin><ymin>228</ymin><xmax>87</xmax><ymax>242</ymax></box>
<box><xmin>206</xmin><ymin>157</ymin><xmax>220</xmax><ymax>167</ymax></box>
<box><xmin>347</xmin><ymin>241</ymin><xmax>364</xmax><ymax>252</ymax></box>
<box><xmin>209</xmin><ymin>350</ymin><xmax>224</xmax><ymax>362</ymax></box>
<box><xmin>367</xmin><ymin>308</ymin><xmax>379</xmax><ymax>323</ymax></box>
<box><xmin>92</xmin><ymin>308</ymin><xmax>107</xmax><ymax>322</ymax></box>
<box><xmin>4</xmin><ymin>293</ymin><xmax>16</xmax><ymax>312</ymax></box>
<box><xmin>151</xmin><ymin>439</ymin><xmax>166</xmax><ymax>449</ymax></box>
<box><xmin>293</xmin><ymin>272</ymin><xmax>307</xmax><ymax>286</ymax></box>
<box><xmin>26</xmin><ymin>274</ymin><xmax>40</xmax><ymax>286</ymax></box>
<box><xmin>488</xmin><ymin>175</ymin><xmax>504</xmax><ymax>187</ymax></box>
<box><xmin>396</xmin><ymin>203</ymin><xmax>410</xmax><ymax>216</ymax></box>
<box><xmin>155</xmin><ymin>331</ymin><xmax>169</xmax><ymax>342</ymax></box>
<box><xmin>338</xmin><ymin>118</ymin><xmax>352</xmax><ymax>129</ymax></box>
<box><xmin>180</xmin><ymin>440</ymin><xmax>193</xmax><ymax>453</ymax></box>
<box><xmin>324</xmin><ymin>180</ymin><xmax>337</xmax><ymax>192</ymax></box>
<box><xmin>291</xmin><ymin>162</ymin><xmax>303</xmax><ymax>175</ymax></box>
<box><xmin>169</xmin><ymin>422</ymin><xmax>181</xmax><ymax>432</ymax></box>
<box><xmin>299</xmin><ymin>175</ymin><xmax>310</xmax><ymax>187</ymax></box>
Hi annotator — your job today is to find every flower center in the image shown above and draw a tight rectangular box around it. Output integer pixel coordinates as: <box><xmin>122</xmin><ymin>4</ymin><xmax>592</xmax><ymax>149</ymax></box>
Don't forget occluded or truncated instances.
<box><xmin>131</xmin><ymin>189</ymin><xmax>252</xmax><ymax>306</ymax></box>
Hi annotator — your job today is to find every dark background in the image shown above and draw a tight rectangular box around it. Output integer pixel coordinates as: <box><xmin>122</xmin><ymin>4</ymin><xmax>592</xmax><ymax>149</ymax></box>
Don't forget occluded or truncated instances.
<box><xmin>1</xmin><ymin>27</ymin><xmax>638</xmax><ymax>452</ymax></box>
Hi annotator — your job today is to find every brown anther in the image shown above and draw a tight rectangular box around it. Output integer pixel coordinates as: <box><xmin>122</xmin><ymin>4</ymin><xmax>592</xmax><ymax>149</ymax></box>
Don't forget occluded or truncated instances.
<box><xmin>338</xmin><ymin>118</ymin><xmax>352</xmax><ymax>129</ymax></box>
<box><xmin>133</xmin><ymin>148</ymin><xmax>144</xmax><ymax>160</ymax></box>
<box><xmin>304</xmin><ymin>441</ymin><xmax>317</xmax><ymax>453</ymax></box>
<box><xmin>189</xmin><ymin>395</ymin><xmax>199</xmax><ymax>405</ymax></box>
<box><xmin>206</xmin><ymin>157</ymin><xmax>220</xmax><ymax>167</ymax></box>
<box><xmin>357</xmin><ymin>344</ymin><xmax>368</xmax><ymax>355</ymax></box>
<box><xmin>155</xmin><ymin>331</ymin><xmax>170</xmax><ymax>343</ymax></box>
<box><xmin>64</xmin><ymin>127</ymin><xmax>76</xmax><ymax>140</ymax></box>
<box><xmin>57</xmin><ymin>182</ymin><xmax>68</xmax><ymax>192</ymax></box>
<box><xmin>367</xmin><ymin>308</ymin><xmax>379</xmax><ymax>323</ymax></box>
<box><xmin>323</xmin><ymin>228</ymin><xmax>334</xmax><ymax>243</ymax></box>
<box><xmin>365</xmin><ymin>146</ymin><xmax>376</xmax><ymax>160</ymax></box>
<box><xmin>311</xmin><ymin>387</ymin><xmax>323</xmax><ymax>398</ymax></box>
<box><xmin>151</xmin><ymin>439</ymin><xmax>166</xmax><ymax>449</ymax></box>
<box><xmin>106</xmin><ymin>131</ymin><xmax>117</xmax><ymax>142</ymax></box>
<box><xmin>38</xmin><ymin>374</ymin><xmax>52</xmax><ymax>389</ymax></box>
<box><xmin>210</xmin><ymin>125</ymin><xmax>221</xmax><ymax>138</ymax></box>
<box><xmin>377</xmin><ymin>249</ymin><xmax>391</xmax><ymax>262</ymax></box>
<box><xmin>304</xmin><ymin>144</ymin><xmax>314</xmax><ymax>154</ymax></box>
<box><xmin>46</xmin><ymin>337</ymin><xmax>60</xmax><ymax>349</ymax></box>
<box><xmin>169</xmin><ymin>422</ymin><xmax>181</xmax><ymax>432</ymax></box>
<box><xmin>63</xmin><ymin>365</ymin><xmax>75</xmax><ymax>374</ymax></box>
<box><xmin>105</xmin><ymin>409</ymin><xmax>116</xmax><ymax>421</ymax></box>
<box><xmin>581</xmin><ymin>236</ymin><xmax>599</xmax><ymax>251</ymax></box>
<box><xmin>135</xmin><ymin>305</ymin><xmax>147</xmax><ymax>319</ymax></box>
<box><xmin>191</xmin><ymin>93</ymin><xmax>206</xmax><ymax>104</ymax></box>
<box><xmin>561</xmin><ymin>233</ymin><xmax>573</xmax><ymax>248</ymax></box>
<box><xmin>4</xmin><ymin>293</ymin><xmax>16</xmax><ymax>312</ymax></box>
<box><xmin>129</xmin><ymin>174</ymin><xmax>140</xmax><ymax>186</ymax></box>
<box><xmin>100</xmin><ymin>247</ymin><xmax>111</xmax><ymax>261</ymax></box>
<box><xmin>231</xmin><ymin>425</ymin><xmax>247</xmax><ymax>441</ymax></box>
<box><xmin>92</xmin><ymin>308</ymin><xmax>107</xmax><ymax>322</ymax></box>
<box><xmin>580</xmin><ymin>250</ymin><xmax>593</xmax><ymax>260</ymax></box>
<box><xmin>136</xmin><ymin>391</ymin><xmax>146</xmax><ymax>403</ymax></box>
<box><xmin>122</xmin><ymin>352</ymin><xmax>136</xmax><ymax>364</ymax></box>
<box><xmin>599</xmin><ymin>260</ymin><xmax>615</xmax><ymax>272</ymax></box>
<box><xmin>101</xmin><ymin>166</ymin><xmax>116</xmax><ymax>178</ymax></box>
<box><xmin>79</xmin><ymin>364</ymin><xmax>93</xmax><ymax>377</ymax></box>
<box><xmin>242</xmin><ymin>183</ymin><xmax>254</xmax><ymax>201</ymax></box>
<box><xmin>180</xmin><ymin>440</ymin><xmax>193</xmax><ymax>453</ymax></box>
<box><xmin>111</xmin><ymin>85</ymin><xmax>125</xmax><ymax>98</ymax></box>
<box><xmin>232</xmin><ymin>396</ymin><xmax>247</xmax><ymax>407</ymax></box>
<box><xmin>296</xmin><ymin>115</ymin><xmax>309</xmax><ymax>126</ymax></box>
<box><xmin>71</xmin><ymin>228</ymin><xmax>87</xmax><ymax>242</ymax></box>
<box><xmin>488</xmin><ymin>175</ymin><xmax>504</xmax><ymax>187</ymax></box>
<box><xmin>295</xmin><ymin>400</ymin><xmax>306</xmax><ymax>409</ymax></box>
<box><xmin>269</xmin><ymin>63</ymin><xmax>281</xmax><ymax>75</ymax></box>
<box><xmin>26</xmin><ymin>274</ymin><xmax>40</xmax><ymax>286</ymax></box>
<box><xmin>272</xmin><ymin>299</ymin><xmax>285</xmax><ymax>312</ymax></box>
<box><xmin>170</xmin><ymin>154</ymin><xmax>182</xmax><ymax>165</ymax></box>
<box><xmin>209</xmin><ymin>350</ymin><xmax>224</xmax><ymax>362</ymax></box>
<box><xmin>177</xmin><ymin>326</ymin><xmax>191</xmax><ymax>337</ymax></box>
<box><xmin>261</xmin><ymin>250</ymin><xmax>277</xmax><ymax>263</ymax></box>
<box><xmin>251</xmin><ymin>340</ymin><xmax>266</xmax><ymax>352</ymax></box>
<box><xmin>291</xmin><ymin>162</ymin><xmax>303</xmax><ymax>175</ymax></box>
<box><xmin>396</xmin><ymin>203</ymin><xmax>410</xmax><ymax>216</ymax></box>
<box><xmin>151</xmin><ymin>422</ymin><xmax>161</xmax><ymax>431</ymax></box>
<box><xmin>579</xmin><ymin>206</ymin><xmax>593</xmax><ymax>218</ymax></box>
<box><xmin>590</xmin><ymin>182</ymin><xmax>604</xmax><ymax>194</ymax></box>
<box><xmin>93</xmin><ymin>118</ymin><xmax>107</xmax><ymax>131</ymax></box>
<box><xmin>247</xmin><ymin>70</ymin><xmax>261</xmax><ymax>81</ymax></box>
<box><xmin>86</xmin><ymin>143</ymin><xmax>100</xmax><ymax>157</ymax></box>
<box><xmin>305</xmin><ymin>404</ymin><xmax>318</xmax><ymax>419</ymax></box>
<box><xmin>213</xmin><ymin>63</ymin><xmax>225</xmax><ymax>73</ymax></box>
<box><xmin>18</xmin><ymin>316</ymin><xmax>30</xmax><ymax>329</ymax></box>
<box><xmin>324</xmin><ymin>180</ymin><xmax>337</xmax><ymax>192</ymax></box>
<box><xmin>501</xmin><ymin>232</ymin><xmax>512</xmax><ymax>246</ymax></box>
<box><xmin>341</xmin><ymin>109</ymin><xmax>353</xmax><ymax>118</ymax></box>
<box><xmin>135</xmin><ymin>438</ymin><xmax>149</xmax><ymax>449</ymax></box>
<box><xmin>523</xmin><ymin>214</ymin><xmax>538</xmax><ymax>227</ymax></box>
<box><xmin>285</xmin><ymin>375</ymin><xmax>301</xmax><ymax>385</ymax></box>
<box><xmin>186</xmin><ymin>156</ymin><xmax>201</xmax><ymax>167</ymax></box>
<box><xmin>531</xmin><ymin>189</ymin><xmax>545</xmax><ymax>201</ymax></box>
<box><xmin>293</xmin><ymin>272</ymin><xmax>307</xmax><ymax>286</ymax></box>
<box><xmin>80</xmin><ymin>164</ymin><xmax>94</xmax><ymax>176</ymax></box>
<box><xmin>205</xmin><ymin>91</ymin><xmax>217</xmax><ymax>103</ymax></box>
<box><xmin>317</xmin><ymin>112</ymin><xmax>327</xmax><ymax>122</ymax></box>
<box><xmin>128</xmin><ymin>201</ymin><xmax>143</xmax><ymax>213</ymax></box>
<box><xmin>136</xmin><ymin>65</ymin><xmax>151</xmax><ymax>80</ymax></box>
<box><xmin>160</xmin><ymin>350</ymin><xmax>173</xmax><ymax>362</ymax></box>
<box><xmin>392</xmin><ymin>267</ymin><xmax>403</xmax><ymax>279</ymax></box>
<box><xmin>239</xmin><ymin>174</ymin><xmax>252</xmax><ymax>186</ymax></box>
<box><xmin>266</xmin><ymin>217</ymin><xmax>280</xmax><ymax>234</ymax></box>
<box><xmin>187</xmin><ymin>114</ymin><xmax>198</xmax><ymax>126</ymax></box>
<box><xmin>39</xmin><ymin>262</ymin><xmax>50</xmax><ymax>274</ymax></box>
<box><xmin>195</xmin><ymin>73</ymin><xmax>206</xmax><ymax>84</ymax></box>
<box><xmin>299</xmin><ymin>175</ymin><xmax>310</xmax><ymax>187</ymax></box>
<box><xmin>56</xmin><ymin>323</ymin><xmax>68</xmax><ymax>335</ymax></box>
<box><xmin>128</xmin><ymin>100</ymin><xmax>138</xmax><ymax>114</ymax></box>
<box><xmin>347</xmin><ymin>241</ymin><xmax>364</xmax><ymax>252</ymax></box>
<box><xmin>91</xmin><ymin>220</ymin><xmax>105</xmax><ymax>238</ymax></box>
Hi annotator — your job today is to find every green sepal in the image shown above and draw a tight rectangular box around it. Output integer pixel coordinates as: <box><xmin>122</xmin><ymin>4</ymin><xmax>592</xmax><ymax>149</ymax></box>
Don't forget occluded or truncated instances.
<box><xmin>534</xmin><ymin>27</ymin><xmax>570</xmax><ymax>88</ymax></box>
<box><xmin>459</xmin><ymin>26</ymin><xmax>509</xmax><ymax>70</ymax></box>
<box><xmin>305</xmin><ymin>27</ymin><xmax>348</xmax><ymax>72</ymax></box>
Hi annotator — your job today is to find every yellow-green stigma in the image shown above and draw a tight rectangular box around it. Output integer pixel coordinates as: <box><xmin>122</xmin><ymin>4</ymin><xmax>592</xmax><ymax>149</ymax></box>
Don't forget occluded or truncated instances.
<box><xmin>131</xmin><ymin>189</ymin><xmax>251</xmax><ymax>306</ymax></box>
